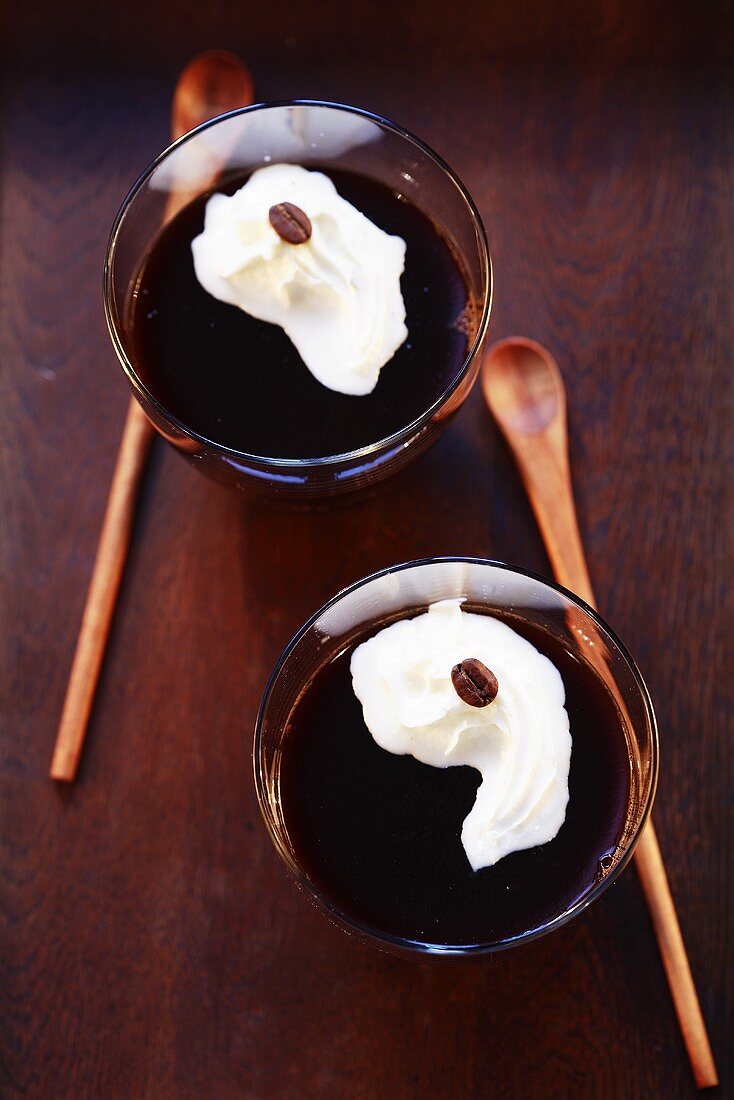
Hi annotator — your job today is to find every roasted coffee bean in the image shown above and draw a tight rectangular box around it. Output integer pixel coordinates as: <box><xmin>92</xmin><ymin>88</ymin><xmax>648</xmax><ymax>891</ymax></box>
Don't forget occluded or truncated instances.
<box><xmin>451</xmin><ymin>658</ymin><xmax>499</xmax><ymax>707</ymax></box>
<box><xmin>268</xmin><ymin>202</ymin><xmax>312</xmax><ymax>244</ymax></box>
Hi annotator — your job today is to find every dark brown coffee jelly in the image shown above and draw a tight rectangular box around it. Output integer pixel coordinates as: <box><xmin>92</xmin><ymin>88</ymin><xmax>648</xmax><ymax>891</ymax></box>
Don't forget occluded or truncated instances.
<box><xmin>278</xmin><ymin>611</ymin><xmax>632</xmax><ymax>949</ymax></box>
<box><xmin>130</xmin><ymin>168</ymin><xmax>472</xmax><ymax>459</ymax></box>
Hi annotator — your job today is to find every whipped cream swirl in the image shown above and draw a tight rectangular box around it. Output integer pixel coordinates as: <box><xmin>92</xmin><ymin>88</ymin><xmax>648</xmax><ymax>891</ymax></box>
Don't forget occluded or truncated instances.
<box><xmin>191</xmin><ymin>163</ymin><xmax>408</xmax><ymax>395</ymax></box>
<box><xmin>350</xmin><ymin>600</ymin><xmax>572</xmax><ymax>871</ymax></box>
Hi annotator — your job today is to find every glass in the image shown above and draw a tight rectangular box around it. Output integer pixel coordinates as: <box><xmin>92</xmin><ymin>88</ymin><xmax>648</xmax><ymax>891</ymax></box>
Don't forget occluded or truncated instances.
<box><xmin>254</xmin><ymin>557</ymin><xmax>658</xmax><ymax>956</ymax></box>
<box><xmin>104</xmin><ymin>101</ymin><xmax>492</xmax><ymax>498</ymax></box>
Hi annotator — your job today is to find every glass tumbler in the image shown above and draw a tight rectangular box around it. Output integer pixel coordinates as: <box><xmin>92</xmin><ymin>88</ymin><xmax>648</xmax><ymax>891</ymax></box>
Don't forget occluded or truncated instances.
<box><xmin>104</xmin><ymin>101</ymin><xmax>492</xmax><ymax>499</ymax></box>
<box><xmin>254</xmin><ymin>557</ymin><xmax>658</xmax><ymax>956</ymax></box>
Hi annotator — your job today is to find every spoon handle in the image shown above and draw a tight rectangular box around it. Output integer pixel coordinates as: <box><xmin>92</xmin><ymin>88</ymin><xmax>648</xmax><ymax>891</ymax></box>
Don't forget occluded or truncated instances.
<box><xmin>50</xmin><ymin>199</ymin><xmax>182</xmax><ymax>781</ymax></box>
<box><xmin>504</xmin><ymin>419</ymin><xmax>595</xmax><ymax>607</ymax></box>
<box><xmin>50</xmin><ymin>401</ymin><xmax>154</xmax><ymax>780</ymax></box>
<box><xmin>508</xmin><ymin>423</ymin><xmax>718</xmax><ymax>1090</ymax></box>
<box><xmin>634</xmin><ymin>826</ymin><xmax>718</xmax><ymax>1088</ymax></box>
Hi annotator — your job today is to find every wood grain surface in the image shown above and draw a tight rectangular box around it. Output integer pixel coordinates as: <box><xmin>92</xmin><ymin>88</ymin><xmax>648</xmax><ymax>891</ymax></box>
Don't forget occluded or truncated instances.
<box><xmin>1</xmin><ymin>2</ymin><xmax>731</xmax><ymax>1097</ymax></box>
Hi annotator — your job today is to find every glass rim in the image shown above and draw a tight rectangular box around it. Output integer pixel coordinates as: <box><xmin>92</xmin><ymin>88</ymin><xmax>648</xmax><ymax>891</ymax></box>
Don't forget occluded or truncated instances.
<box><xmin>103</xmin><ymin>99</ymin><xmax>493</xmax><ymax>469</ymax></box>
<box><xmin>253</xmin><ymin>555</ymin><xmax>659</xmax><ymax>956</ymax></box>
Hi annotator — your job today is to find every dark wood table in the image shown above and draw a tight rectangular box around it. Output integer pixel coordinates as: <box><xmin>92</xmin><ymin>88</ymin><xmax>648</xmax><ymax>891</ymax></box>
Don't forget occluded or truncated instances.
<box><xmin>2</xmin><ymin>2</ymin><xmax>730</xmax><ymax>1096</ymax></box>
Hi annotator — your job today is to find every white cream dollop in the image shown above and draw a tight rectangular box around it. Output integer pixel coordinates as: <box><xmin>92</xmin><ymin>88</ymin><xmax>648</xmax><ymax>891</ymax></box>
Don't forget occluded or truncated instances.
<box><xmin>350</xmin><ymin>600</ymin><xmax>572</xmax><ymax>871</ymax></box>
<box><xmin>191</xmin><ymin>163</ymin><xmax>408</xmax><ymax>395</ymax></box>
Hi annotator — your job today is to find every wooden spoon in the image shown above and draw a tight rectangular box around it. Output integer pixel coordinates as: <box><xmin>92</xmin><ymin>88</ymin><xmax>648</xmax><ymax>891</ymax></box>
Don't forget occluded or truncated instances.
<box><xmin>481</xmin><ymin>336</ymin><xmax>717</xmax><ymax>1089</ymax></box>
<box><xmin>50</xmin><ymin>52</ymin><xmax>254</xmax><ymax>782</ymax></box>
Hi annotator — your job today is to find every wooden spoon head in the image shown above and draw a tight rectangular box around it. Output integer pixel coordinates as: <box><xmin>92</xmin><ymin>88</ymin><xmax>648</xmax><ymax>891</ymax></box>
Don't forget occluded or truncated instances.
<box><xmin>171</xmin><ymin>50</ymin><xmax>255</xmax><ymax>141</ymax></box>
<box><xmin>481</xmin><ymin>336</ymin><xmax>565</xmax><ymax>437</ymax></box>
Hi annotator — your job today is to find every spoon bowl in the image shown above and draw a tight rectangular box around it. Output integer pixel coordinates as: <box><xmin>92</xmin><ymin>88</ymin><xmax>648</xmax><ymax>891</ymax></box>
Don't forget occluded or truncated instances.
<box><xmin>171</xmin><ymin>50</ymin><xmax>255</xmax><ymax>139</ymax></box>
<box><xmin>481</xmin><ymin>336</ymin><xmax>563</xmax><ymax>436</ymax></box>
